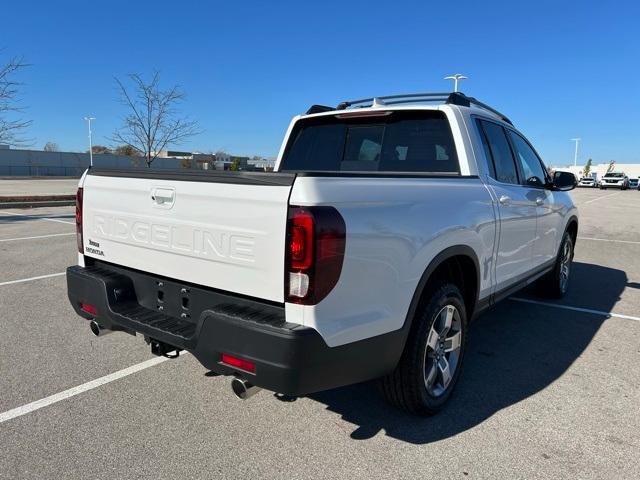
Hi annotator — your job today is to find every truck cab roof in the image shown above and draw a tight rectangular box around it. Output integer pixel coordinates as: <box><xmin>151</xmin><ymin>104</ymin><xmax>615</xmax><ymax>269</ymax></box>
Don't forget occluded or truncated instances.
<box><xmin>301</xmin><ymin>92</ymin><xmax>512</xmax><ymax>126</ymax></box>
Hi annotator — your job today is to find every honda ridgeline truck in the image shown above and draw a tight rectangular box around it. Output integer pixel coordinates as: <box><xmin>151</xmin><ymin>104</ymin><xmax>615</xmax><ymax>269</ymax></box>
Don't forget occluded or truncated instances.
<box><xmin>67</xmin><ymin>92</ymin><xmax>578</xmax><ymax>415</ymax></box>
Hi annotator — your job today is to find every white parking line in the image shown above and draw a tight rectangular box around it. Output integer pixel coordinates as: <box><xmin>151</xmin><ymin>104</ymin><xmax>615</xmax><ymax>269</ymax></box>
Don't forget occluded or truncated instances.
<box><xmin>0</xmin><ymin>356</ymin><xmax>173</xmax><ymax>424</ymax></box>
<box><xmin>0</xmin><ymin>211</ymin><xmax>74</xmax><ymax>225</ymax></box>
<box><xmin>578</xmin><ymin>236</ymin><xmax>640</xmax><ymax>245</ymax></box>
<box><xmin>582</xmin><ymin>192</ymin><xmax>620</xmax><ymax>205</ymax></box>
<box><xmin>511</xmin><ymin>297</ymin><xmax>640</xmax><ymax>323</ymax></box>
<box><xmin>0</xmin><ymin>232</ymin><xmax>75</xmax><ymax>243</ymax></box>
<box><xmin>0</xmin><ymin>272</ymin><xmax>65</xmax><ymax>287</ymax></box>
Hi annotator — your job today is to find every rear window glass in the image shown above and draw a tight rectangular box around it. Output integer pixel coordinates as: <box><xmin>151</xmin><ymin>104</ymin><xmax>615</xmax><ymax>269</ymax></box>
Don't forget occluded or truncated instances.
<box><xmin>280</xmin><ymin>111</ymin><xmax>459</xmax><ymax>174</ymax></box>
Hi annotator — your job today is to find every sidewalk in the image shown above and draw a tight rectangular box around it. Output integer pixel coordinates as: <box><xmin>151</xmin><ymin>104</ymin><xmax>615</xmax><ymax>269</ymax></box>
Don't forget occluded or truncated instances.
<box><xmin>0</xmin><ymin>178</ymin><xmax>78</xmax><ymax>208</ymax></box>
<box><xmin>0</xmin><ymin>178</ymin><xmax>79</xmax><ymax>196</ymax></box>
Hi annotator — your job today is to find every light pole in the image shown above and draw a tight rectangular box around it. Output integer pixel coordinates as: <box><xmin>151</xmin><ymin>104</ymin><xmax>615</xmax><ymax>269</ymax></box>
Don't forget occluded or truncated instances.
<box><xmin>444</xmin><ymin>74</ymin><xmax>468</xmax><ymax>92</ymax></box>
<box><xmin>571</xmin><ymin>138</ymin><xmax>581</xmax><ymax>167</ymax></box>
<box><xmin>84</xmin><ymin>116</ymin><xmax>96</xmax><ymax>167</ymax></box>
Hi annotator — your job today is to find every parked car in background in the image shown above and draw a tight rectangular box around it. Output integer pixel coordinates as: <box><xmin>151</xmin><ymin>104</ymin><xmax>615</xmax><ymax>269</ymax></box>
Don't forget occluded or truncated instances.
<box><xmin>578</xmin><ymin>177</ymin><xmax>596</xmax><ymax>187</ymax></box>
<box><xmin>600</xmin><ymin>172</ymin><xmax>629</xmax><ymax>189</ymax></box>
<box><xmin>629</xmin><ymin>178</ymin><xmax>639</xmax><ymax>189</ymax></box>
<box><xmin>66</xmin><ymin>92</ymin><xmax>579</xmax><ymax>416</ymax></box>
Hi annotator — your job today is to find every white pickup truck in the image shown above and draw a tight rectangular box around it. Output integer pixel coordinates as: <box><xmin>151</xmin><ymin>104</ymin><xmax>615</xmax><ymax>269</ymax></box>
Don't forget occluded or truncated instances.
<box><xmin>67</xmin><ymin>92</ymin><xmax>578</xmax><ymax>415</ymax></box>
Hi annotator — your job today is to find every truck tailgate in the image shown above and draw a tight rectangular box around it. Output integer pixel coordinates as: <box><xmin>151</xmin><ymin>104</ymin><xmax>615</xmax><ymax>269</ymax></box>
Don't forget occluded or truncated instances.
<box><xmin>81</xmin><ymin>169</ymin><xmax>295</xmax><ymax>302</ymax></box>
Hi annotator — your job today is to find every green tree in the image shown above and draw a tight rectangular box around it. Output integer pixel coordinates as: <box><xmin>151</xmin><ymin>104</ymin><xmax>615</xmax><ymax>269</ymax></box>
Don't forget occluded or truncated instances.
<box><xmin>229</xmin><ymin>158</ymin><xmax>241</xmax><ymax>171</ymax></box>
<box><xmin>583</xmin><ymin>158</ymin><xmax>593</xmax><ymax>177</ymax></box>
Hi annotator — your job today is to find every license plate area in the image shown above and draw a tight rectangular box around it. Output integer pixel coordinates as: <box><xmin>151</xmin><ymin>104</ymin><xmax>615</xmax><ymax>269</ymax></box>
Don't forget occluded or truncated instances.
<box><xmin>152</xmin><ymin>279</ymin><xmax>192</xmax><ymax>321</ymax></box>
<box><xmin>88</xmin><ymin>259</ymin><xmax>287</xmax><ymax>329</ymax></box>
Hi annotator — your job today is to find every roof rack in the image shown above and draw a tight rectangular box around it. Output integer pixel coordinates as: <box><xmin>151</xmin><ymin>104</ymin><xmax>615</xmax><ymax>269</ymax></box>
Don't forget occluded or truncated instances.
<box><xmin>317</xmin><ymin>91</ymin><xmax>513</xmax><ymax>125</ymax></box>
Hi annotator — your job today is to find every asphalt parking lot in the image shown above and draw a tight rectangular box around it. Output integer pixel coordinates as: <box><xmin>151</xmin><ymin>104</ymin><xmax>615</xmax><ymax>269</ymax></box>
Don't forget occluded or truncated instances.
<box><xmin>1</xmin><ymin>188</ymin><xmax>639</xmax><ymax>479</ymax></box>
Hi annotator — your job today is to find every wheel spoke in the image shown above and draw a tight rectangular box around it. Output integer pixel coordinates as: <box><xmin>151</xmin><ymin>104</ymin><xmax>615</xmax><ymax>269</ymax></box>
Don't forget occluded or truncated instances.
<box><xmin>438</xmin><ymin>356</ymin><xmax>452</xmax><ymax>389</ymax></box>
<box><xmin>444</xmin><ymin>331</ymin><xmax>461</xmax><ymax>353</ymax></box>
<box><xmin>424</xmin><ymin>361</ymin><xmax>437</xmax><ymax>388</ymax></box>
<box><xmin>426</xmin><ymin>327</ymin><xmax>439</xmax><ymax>351</ymax></box>
<box><xmin>439</xmin><ymin>306</ymin><xmax>454</xmax><ymax>336</ymax></box>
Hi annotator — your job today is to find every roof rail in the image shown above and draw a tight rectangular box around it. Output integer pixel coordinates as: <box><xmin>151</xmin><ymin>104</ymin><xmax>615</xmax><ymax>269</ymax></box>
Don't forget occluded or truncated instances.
<box><xmin>330</xmin><ymin>91</ymin><xmax>512</xmax><ymax>125</ymax></box>
<box><xmin>306</xmin><ymin>104</ymin><xmax>335</xmax><ymax>115</ymax></box>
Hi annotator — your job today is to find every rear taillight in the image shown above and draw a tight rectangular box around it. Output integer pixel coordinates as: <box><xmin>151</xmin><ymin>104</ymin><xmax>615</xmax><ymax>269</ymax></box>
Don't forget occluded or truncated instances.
<box><xmin>76</xmin><ymin>187</ymin><xmax>83</xmax><ymax>254</ymax></box>
<box><xmin>286</xmin><ymin>206</ymin><xmax>346</xmax><ymax>305</ymax></box>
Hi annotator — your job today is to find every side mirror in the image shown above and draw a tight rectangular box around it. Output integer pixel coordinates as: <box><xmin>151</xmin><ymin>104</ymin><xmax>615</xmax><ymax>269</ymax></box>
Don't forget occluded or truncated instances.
<box><xmin>550</xmin><ymin>171</ymin><xmax>577</xmax><ymax>191</ymax></box>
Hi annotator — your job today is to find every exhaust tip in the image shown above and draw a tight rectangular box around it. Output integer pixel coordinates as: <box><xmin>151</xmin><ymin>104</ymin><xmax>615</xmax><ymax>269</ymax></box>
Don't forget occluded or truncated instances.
<box><xmin>231</xmin><ymin>377</ymin><xmax>261</xmax><ymax>400</ymax></box>
<box><xmin>90</xmin><ymin>320</ymin><xmax>113</xmax><ymax>337</ymax></box>
<box><xmin>89</xmin><ymin>320</ymin><xmax>100</xmax><ymax>336</ymax></box>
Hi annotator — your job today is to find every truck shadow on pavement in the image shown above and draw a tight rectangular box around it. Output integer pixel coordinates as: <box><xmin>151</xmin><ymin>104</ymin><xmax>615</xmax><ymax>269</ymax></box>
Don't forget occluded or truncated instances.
<box><xmin>308</xmin><ymin>261</ymin><xmax>626</xmax><ymax>444</ymax></box>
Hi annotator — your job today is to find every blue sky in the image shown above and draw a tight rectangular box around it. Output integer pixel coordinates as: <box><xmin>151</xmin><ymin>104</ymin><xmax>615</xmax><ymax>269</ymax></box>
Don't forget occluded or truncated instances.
<box><xmin>2</xmin><ymin>0</ymin><xmax>639</xmax><ymax>165</ymax></box>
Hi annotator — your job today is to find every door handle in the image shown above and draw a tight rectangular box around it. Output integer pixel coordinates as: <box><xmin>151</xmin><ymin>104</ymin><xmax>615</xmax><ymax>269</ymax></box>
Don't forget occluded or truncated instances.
<box><xmin>151</xmin><ymin>187</ymin><xmax>175</xmax><ymax>206</ymax></box>
<box><xmin>153</xmin><ymin>194</ymin><xmax>173</xmax><ymax>205</ymax></box>
<box><xmin>535</xmin><ymin>197</ymin><xmax>544</xmax><ymax>206</ymax></box>
<box><xmin>498</xmin><ymin>195</ymin><xmax>510</xmax><ymax>205</ymax></box>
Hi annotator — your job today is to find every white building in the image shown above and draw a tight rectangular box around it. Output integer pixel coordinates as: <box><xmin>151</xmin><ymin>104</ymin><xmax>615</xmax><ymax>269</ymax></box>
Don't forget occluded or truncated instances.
<box><xmin>555</xmin><ymin>163</ymin><xmax>640</xmax><ymax>181</ymax></box>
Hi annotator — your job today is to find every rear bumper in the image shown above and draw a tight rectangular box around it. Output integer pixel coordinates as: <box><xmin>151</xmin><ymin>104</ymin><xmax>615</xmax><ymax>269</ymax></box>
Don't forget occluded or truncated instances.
<box><xmin>66</xmin><ymin>262</ymin><xmax>404</xmax><ymax>396</ymax></box>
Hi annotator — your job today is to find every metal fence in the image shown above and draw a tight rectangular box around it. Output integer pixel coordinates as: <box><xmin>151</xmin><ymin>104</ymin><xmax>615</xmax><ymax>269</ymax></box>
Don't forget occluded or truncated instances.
<box><xmin>0</xmin><ymin>149</ymin><xmax>204</xmax><ymax>176</ymax></box>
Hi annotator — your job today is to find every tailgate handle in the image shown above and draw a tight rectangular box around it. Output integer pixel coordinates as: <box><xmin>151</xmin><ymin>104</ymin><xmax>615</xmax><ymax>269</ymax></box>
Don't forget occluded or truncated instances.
<box><xmin>151</xmin><ymin>188</ymin><xmax>175</xmax><ymax>206</ymax></box>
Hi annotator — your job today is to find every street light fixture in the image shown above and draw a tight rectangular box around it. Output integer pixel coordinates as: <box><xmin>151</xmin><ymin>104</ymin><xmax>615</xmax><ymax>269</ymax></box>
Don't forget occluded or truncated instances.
<box><xmin>84</xmin><ymin>116</ymin><xmax>96</xmax><ymax>167</ymax></box>
<box><xmin>444</xmin><ymin>74</ymin><xmax>468</xmax><ymax>92</ymax></box>
<box><xmin>571</xmin><ymin>138</ymin><xmax>581</xmax><ymax>167</ymax></box>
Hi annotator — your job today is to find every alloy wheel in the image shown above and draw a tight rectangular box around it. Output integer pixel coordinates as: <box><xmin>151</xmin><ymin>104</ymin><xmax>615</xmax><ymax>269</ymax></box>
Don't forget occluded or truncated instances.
<box><xmin>423</xmin><ymin>305</ymin><xmax>463</xmax><ymax>397</ymax></box>
<box><xmin>559</xmin><ymin>239</ymin><xmax>572</xmax><ymax>293</ymax></box>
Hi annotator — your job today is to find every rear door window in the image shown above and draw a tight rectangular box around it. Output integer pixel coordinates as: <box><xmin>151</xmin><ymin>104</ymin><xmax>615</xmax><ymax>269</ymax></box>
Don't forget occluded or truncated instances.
<box><xmin>281</xmin><ymin>111</ymin><xmax>459</xmax><ymax>174</ymax></box>
<box><xmin>477</xmin><ymin>120</ymin><xmax>519</xmax><ymax>185</ymax></box>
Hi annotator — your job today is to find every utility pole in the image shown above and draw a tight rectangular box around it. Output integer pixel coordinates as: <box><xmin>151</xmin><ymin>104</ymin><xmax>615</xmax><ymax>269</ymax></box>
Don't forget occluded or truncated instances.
<box><xmin>444</xmin><ymin>74</ymin><xmax>468</xmax><ymax>92</ymax></box>
<box><xmin>84</xmin><ymin>116</ymin><xmax>96</xmax><ymax>167</ymax></box>
<box><xmin>571</xmin><ymin>138</ymin><xmax>581</xmax><ymax>167</ymax></box>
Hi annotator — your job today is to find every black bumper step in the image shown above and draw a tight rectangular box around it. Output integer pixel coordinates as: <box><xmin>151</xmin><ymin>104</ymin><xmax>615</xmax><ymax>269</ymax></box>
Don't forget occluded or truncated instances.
<box><xmin>66</xmin><ymin>263</ymin><xmax>288</xmax><ymax>350</ymax></box>
<box><xmin>113</xmin><ymin>302</ymin><xmax>197</xmax><ymax>340</ymax></box>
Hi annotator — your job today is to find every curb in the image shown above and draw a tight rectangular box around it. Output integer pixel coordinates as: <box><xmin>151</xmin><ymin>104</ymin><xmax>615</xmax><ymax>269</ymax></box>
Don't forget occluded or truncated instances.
<box><xmin>0</xmin><ymin>200</ymin><xmax>76</xmax><ymax>209</ymax></box>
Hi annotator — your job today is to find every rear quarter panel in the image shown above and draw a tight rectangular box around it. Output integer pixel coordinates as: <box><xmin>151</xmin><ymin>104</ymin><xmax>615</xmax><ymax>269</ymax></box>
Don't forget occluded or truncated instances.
<box><xmin>286</xmin><ymin>176</ymin><xmax>496</xmax><ymax>347</ymax></box>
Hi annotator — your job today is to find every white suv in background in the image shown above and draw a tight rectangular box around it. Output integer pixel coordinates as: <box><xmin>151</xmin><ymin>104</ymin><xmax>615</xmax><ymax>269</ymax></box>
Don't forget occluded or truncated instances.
<box><xmin>578</xmin><ymin>177</ymin><xmax>596</xmax><ymax>187</ymax></box>
<box><xmin>600</xmin><ymin>172</ymin><xmax>629</xmax><ymax>189</ymax></box>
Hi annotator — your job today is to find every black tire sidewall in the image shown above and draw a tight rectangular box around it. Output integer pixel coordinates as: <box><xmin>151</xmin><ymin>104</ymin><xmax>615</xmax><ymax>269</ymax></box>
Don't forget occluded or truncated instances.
<box><xmin>411</xmin><ymin>284</ymin><xmax>468</xmax><ymax>412</ymax></box>
<box><xmin>553</xmin><ymin>232</ymin><xmax>573</xmax><ymax>295</ymax></box>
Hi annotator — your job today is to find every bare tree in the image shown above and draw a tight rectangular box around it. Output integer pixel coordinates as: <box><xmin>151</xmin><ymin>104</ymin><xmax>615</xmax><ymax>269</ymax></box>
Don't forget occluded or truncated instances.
<box><xmin>0</xmin><ymin>54</ymin><xmax>31</xmax><ymax>146</ymax></box>
<box><xmin>43</xmin><ymin>141</ymin><xmax>59</xmax><ymax>152</ymax></box>
<box><xmin>110</xmin><ymin>72</ymin><xmax>200</xmax><ymax>167</ymax></box>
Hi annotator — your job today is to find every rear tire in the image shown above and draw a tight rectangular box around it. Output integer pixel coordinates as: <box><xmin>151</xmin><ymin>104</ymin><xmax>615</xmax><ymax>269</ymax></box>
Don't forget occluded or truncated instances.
<box><xmin>537</xmin><ymin>232</ymin><xmax>573</xmax><ymax>299</ymax></box>
<box><xmin>379</xmin><ymin>283</ymin><xmax>467</xmax><ymax>415</ymax></box>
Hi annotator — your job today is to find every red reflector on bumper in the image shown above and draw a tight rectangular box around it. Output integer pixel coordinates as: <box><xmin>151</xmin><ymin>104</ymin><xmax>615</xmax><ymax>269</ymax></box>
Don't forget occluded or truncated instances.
<box><xmin>221</xmin><ymin>353</ymin><xmax>256</xmax><ymax>373</ymax></box>
<box><xmin>80</xmin><ymin>303</ymin><xmax>97</xmax><ymax>315</ymax></box>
